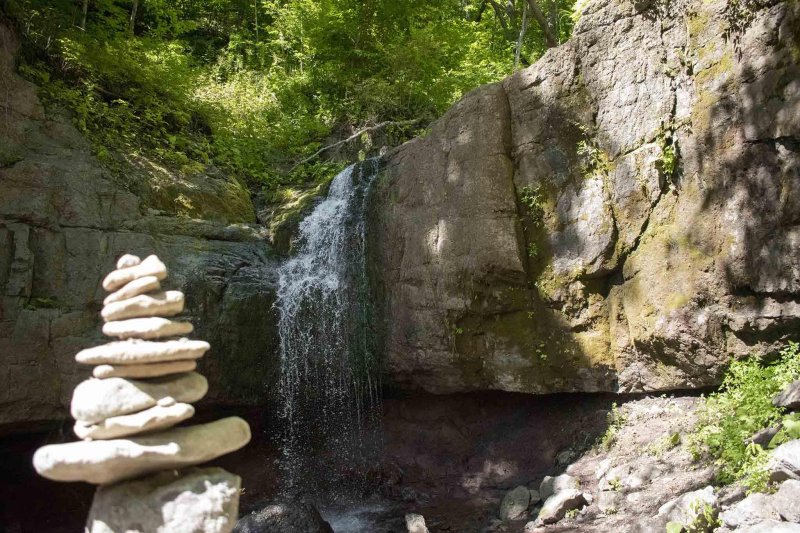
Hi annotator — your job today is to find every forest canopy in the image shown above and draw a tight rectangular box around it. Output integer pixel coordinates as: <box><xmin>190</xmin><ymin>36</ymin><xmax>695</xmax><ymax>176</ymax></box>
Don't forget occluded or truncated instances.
<box><xmin>5</xmin><ymin>0</ymin><xmax>579</xmax><ymax>192</ymax></box>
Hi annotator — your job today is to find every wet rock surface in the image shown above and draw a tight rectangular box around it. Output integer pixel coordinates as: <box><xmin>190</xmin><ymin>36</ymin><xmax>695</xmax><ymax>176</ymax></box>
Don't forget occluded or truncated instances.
<box><xmin>233</xmin><ymin>501</ymin><xmax>334</xmax><ymax>533</ymax></box>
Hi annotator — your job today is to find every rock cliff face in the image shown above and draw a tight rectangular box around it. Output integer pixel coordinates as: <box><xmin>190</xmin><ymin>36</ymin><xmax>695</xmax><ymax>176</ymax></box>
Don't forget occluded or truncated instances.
<box><xmin>0</xmin><ymin>23</ymin><xmax>278</xmax><ymax>429</ymax></box>
<box><xmin>2</xmin><ymin>0</ymin><xmax>799</xmax><ymax>425</ymax></box>
<box><xmin>373</xmin><ymin>0</ymin><xmax>800</xmax><ymax>394</ymax></box>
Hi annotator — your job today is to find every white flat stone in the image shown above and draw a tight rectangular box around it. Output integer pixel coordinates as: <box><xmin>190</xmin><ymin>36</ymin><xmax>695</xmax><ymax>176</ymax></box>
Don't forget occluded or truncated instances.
<box><xmin>76</xmin><ymin>338</ymin><xmax>210</xmax><ymax>365</ymax></box>
<box><xmin>86</xmin><ymin>467</ymin><xmax>240</xmax><ymax>533</ymax></box>
<box><xmin>103</xmin><ymin>255</ymin><xmax>167</xmax><ymax>292</ymax></box>
<box><xmin>102</xmin><ymin>291</ymin><xmax>184</xmax><ymax>322</ymax></box>
<box><xmin>33</xmin><ymin>417</ymin><xmax>252</xmax><ymax>485</ymax></box>
<box><xmin>104</xmin><ymin>276</ymin><xmax>161</xmax><ymax>306</ymax></box>
<box><xmin>74</xmin><ymin>402</ymin><xmax>195</xmax><ymax>440</ymax></box>
<box><xmin>116</xmin><ymin>254</ymin><xmax>141</xmax><ymax>269</ymax></box>
<box><xmin>102</xmin><ymin>317</ymin><xmax>193</xmax><ymax>339</ymax></box>
<box><xmin>93</xmin><ymin>360</ymin><xmax>197</xmax><ymax>379</ymax></box>
<box><xmin>71</xmin><ymin>372</ymin><xmax>207</xmax><ymax>423</ymax></box>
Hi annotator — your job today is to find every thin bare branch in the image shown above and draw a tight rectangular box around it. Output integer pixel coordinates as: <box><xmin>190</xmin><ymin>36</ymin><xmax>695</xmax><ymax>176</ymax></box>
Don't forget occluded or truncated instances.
<box><xmin>288</xmin><ymin>119</ymin><xmax>424</xmax><ymax>173</ymax></box>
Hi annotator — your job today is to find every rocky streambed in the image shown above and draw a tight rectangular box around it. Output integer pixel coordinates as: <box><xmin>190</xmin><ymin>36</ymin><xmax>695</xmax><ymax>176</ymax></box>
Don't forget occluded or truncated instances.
<box><xmin>5</xmin><ymin>383</ymin><xmax>800</xmax><ymax>532</ymax></box>
<box><xmin>0</xmin><ymin>391</ymin><xmax>695</xmax><ymax>531</ymax></box>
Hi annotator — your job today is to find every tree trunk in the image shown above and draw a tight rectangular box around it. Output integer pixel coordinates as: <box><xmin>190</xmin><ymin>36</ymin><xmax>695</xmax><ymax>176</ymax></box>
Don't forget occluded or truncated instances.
<box><xmin>486</xmin><ymin>0</ymin><xmax>509</xmax><ymax>30</ymax></box>
<box><xmin>526</xmin><ymin>0</ymin><xmax>557</xmax><ymax>48</ymax></box>
<box><xmin>254</xmin><ymin>0</ymin><xmax>259</xmax><ymax>43</ymax></box>
<box><xmin>128</xmin><ymin>0</ymin><xmax>138</xmax><ymax>34</ymax></box>
<box><xmin>471</xmin><ymin>0</ymin><xmax>489</xmax><ymax>22</ymax></box>
<box><xmin>549</xmin><ymin>0</ymin><xmax>559</xmax><ymax>43</ymax></box>
<box><xmin>514</xmin><ymin>0</ymin><xmax>529</xmax><ymax>69</ymax></box>
<box><xmin>80</xmin><ymin>0</ymin><xmax>89</xmax><ymax>30</ymax></box>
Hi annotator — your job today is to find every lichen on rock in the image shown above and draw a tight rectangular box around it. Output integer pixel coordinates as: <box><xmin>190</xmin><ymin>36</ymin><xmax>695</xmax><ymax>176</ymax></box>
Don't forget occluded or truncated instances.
<box><xmin>373</xmin><ymin>0</ymin><xmax>800</xmax><ymax>395</ymax></box>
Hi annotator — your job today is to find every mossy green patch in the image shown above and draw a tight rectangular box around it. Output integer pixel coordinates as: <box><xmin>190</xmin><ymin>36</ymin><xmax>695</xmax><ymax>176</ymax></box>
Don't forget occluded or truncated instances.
<box><xmin>666</xmin><ymin>291</ymin><xmax>692</xmax><ymax>311</ymax></box>
<box><xmin>268</xmin><ymin>178</ymin><xmax>334</xmax><ymax>254</ymax></box>
<box><xmin>0</xmin><ymin>146</ymin><xmax>23</xmax><ymax>168</ymax></box>
<box><xmin>687</xmin><ymin>8</ymin><xmax>713</xmax><ymax>50</ymax></box>
<box><xmin>451</xmin><ymin>284</ymin><xmax>613</xmax><ymax>392</ymax></box>
<box><xmin>691</xmin><ymin>41</ymin><xmax>735</xmax><ymax>134</ymax></box>
<box><xmin>143</xmin><ymin>172</ymin><xmax>255</xmax><ymax>223</ymax></box>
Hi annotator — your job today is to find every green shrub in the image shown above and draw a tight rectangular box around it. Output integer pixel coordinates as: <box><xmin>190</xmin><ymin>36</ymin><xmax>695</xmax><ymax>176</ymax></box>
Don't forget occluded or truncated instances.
<box><xmin>6</xmin><ymin>0</ymin><xmax>579</xmax><ymax>197</ymax></box>
<box><xmin>597</xmin><ymin>402</ymin><xmax>627</xmax><ymax>450</ymax></box>
<box><xmin>689</xmin><ymin>342</ymin><xmax>800</xmax><ymax>491</ymax></box>
<box><xmin>519</xmin><ymin>184</ymin><xmax>546</xmax><ymax>226</ymax></box>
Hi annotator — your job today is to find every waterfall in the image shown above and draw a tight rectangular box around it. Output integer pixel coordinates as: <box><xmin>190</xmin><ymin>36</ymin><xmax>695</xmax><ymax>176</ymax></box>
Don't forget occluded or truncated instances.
<box><xmin>275</xmin><ymin>159</ymin><xmax>382</xmax><ymax>495</ymax></box>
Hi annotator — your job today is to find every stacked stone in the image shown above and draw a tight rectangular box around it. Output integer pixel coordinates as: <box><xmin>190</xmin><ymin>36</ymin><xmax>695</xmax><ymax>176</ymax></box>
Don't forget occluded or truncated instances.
<box><xmin>33</xmin><ymin>254</ymin><xmax>251</xmax><ymax>532</ymax></box>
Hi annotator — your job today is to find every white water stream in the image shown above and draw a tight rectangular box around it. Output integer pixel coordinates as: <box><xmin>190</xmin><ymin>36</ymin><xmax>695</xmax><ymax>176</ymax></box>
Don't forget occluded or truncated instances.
<box><xmin>275</xmin><ymin>160</ymin><xmax>382</xmax><ymax>495</ymax></box>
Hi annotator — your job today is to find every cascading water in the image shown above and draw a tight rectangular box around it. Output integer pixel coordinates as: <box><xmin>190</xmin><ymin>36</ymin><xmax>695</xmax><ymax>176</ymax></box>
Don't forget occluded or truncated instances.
<box><xmin>275</xmin><ymin>159</ymin><xmax>382</xmax><ymax>496</ymax></box>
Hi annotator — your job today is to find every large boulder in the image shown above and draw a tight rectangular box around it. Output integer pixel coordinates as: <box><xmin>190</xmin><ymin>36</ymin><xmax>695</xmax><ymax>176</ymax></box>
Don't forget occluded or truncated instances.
<box><xmin>719</xmin><ymin>493</ymin><xmax>780</xmax><ymax>529</ymax></box>
<box><xmin>774</xmin><ymin>380</ymin><xmax>800</xmax><ymax>410</ymax></box>
<box><xmin>86</xmin><ymin>467</ymin><xmax>241</xmax><ymax>533</ymax></box>
<box><xmin>373</xmin><ymin>0</ymin><xmax>800</xmax><ymax>394</ymax></box>
<box><xmin>772</xmin><ymin>479</ymin><xmax>800</xmax><ymax>522</ymax></box>
<box><xmin>769</xmin><ymin>440</ymin><xmax>800</xmax><ymax>482</ymax></box>
<box><xmin>500</xmin><ymin>485</ymin><xmax>532</xmax><ymax>521</ymax></box>
<box><xmin>0</xmin><ymin>21</ymin><xmax>280</xmax><ymax>430</ymax></box>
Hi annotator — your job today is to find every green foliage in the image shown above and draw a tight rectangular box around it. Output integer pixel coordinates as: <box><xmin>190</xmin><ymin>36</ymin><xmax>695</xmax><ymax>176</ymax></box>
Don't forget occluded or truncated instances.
<box><xmin>571</xmin><ymin>0</ymin><xmax>594</xmax><ymax>24</ymax></box>
<box><xmin>646</xmin><ymin>432</ymin><xmax>681</xmax><ymax>457</ymax></box>
<box><xmin>666</xmin><ymin>522</ymin><xmax>684</xmax><ymax>533</ymax></box>
<box><xmin>5</xmin><ymin>0</ymin><xmax>579</xmax><ymax>195</ymax></box>
<box><xmin>665</xmin><ymin>500</ymin><xmax>721</xmax><ymax>533</ymax></box>
<box><xmin>768</xmin><ymin>412</ymin><xmax>800</xmax><ymax>447</ymax></box>
<box><xmin>687</xmin><ymin>500</ymin><xmax>722</xmax><ymax>533</ymax></box>
<box><xmin>577</xmin><ymin>138</ymin><xmax>610</xmax><ymax>176</ymax></box>
<box><xmin>688</xmin><ymin>342</ymin><xmax>800</xmax><ymax>492</ymax></box>
<box><xmin>656</xmin><ymin>122</ymin><xmax>679</xmax><ymax>178</ymax></box>
<box><xmin>598</xmin><ymin>402</ymin><xmax>627</xmax><ymax>450</ymax></box>
<box><xmin>519</xmin><ymin>184</ymin><xmax>545</xmax><ymax>225</ymax></box>
<box><xmin>724</xmin><ymin>0</ymin><xmax>773</xmax><ymax>47</ymax></box>
<box><xmin>536</xmin><ymin>341</ymin><xmax>548</xmax><ymax>361</ymax></box>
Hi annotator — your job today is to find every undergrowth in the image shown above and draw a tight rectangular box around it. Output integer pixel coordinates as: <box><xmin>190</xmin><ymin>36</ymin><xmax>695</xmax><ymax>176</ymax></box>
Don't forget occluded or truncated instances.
<box><xmin>597</xmin><ymin>402</ymin><xmax>627</xmax><ymax>451</ymax></box>
<box><xmin>688</xmin><ymin>341</ymin><xmax>800</xmax><ymax>492</ymax></box>
<box><xmin>4</xmin><ymin>0</ymin><xmax>577</xmax><ymax>198</ymax></box>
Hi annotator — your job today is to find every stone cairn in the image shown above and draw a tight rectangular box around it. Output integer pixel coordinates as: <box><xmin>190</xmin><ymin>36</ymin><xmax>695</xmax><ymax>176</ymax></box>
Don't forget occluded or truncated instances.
<box><xmin>33</xmin><ymin>254</ymin><xmax>251</xmax><ymax>533</ymax></box>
